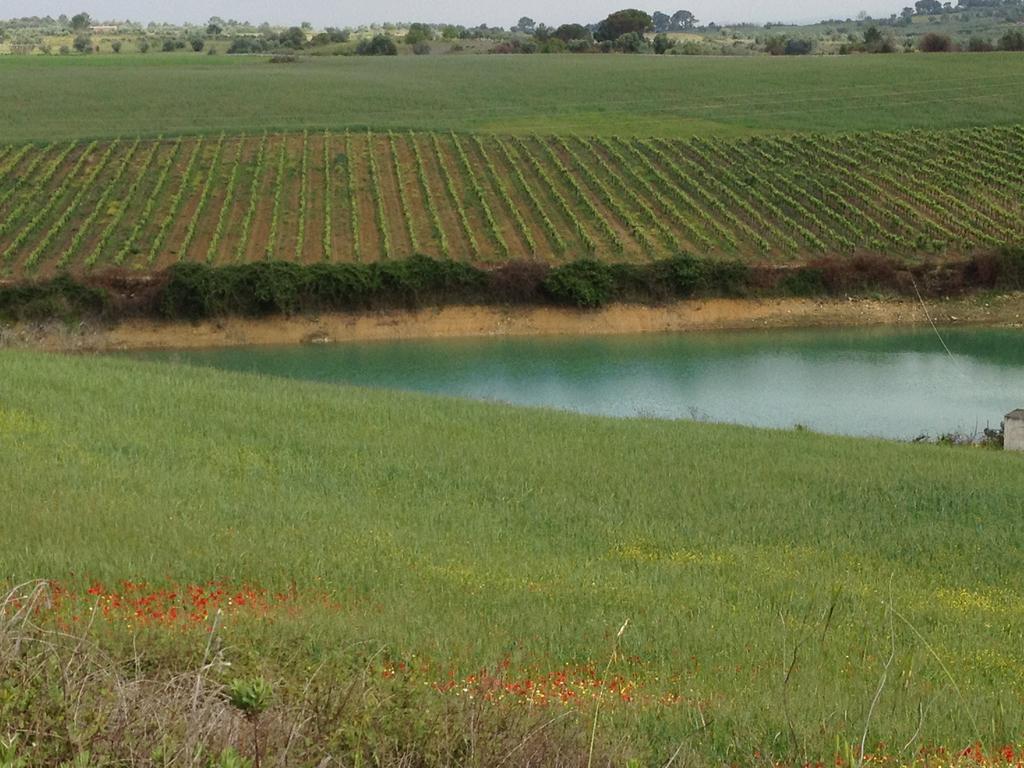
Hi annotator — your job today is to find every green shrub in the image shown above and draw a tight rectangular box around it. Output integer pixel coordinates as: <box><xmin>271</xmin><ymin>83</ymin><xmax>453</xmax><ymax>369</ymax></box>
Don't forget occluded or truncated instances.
<box><xmin>999</xmin><ymin>30</ymin><xmax>1024</xmax><ymax>51</ymax></box>
<box><xmin>375</xmin><ymin>254</ymin><xmax>486</xmax><ymax>303</ymax></box>
<box><xmin>919</xmin><ymin>32</ymin><xmax>955</xmax><ymax>52</ymax></box>
<box><xmin>780</xmin><ymin>267</ymin><xmax>827</xmax><ymax>296</ymax></box>
<box><xmin>0</xmin><ymin>275</ymin><xmax>106</xmax><ymax>321</ymax></box>
<box><xmin>995</xmin><ymin>247</ymin><xmax>1024</xmax><ymax>289</ymax></box>
<box><xmin>232</xmin><ymin>261</ymin><xmax>309</xmax><ymax>315</ymax></box>
<box><xmin>542</xmin><ymin>259</ymin><xmax>617</xmax><ymax>308</ymax></box>
<box><xmin>651</xmin><ymin>254</ymin><xmax>748</xmax><ymax>297</ymax></box>
<box><xmin>356</xmin><ymin>34</ymin><xmax>398</xmax><ymax>55</ymax></box>
<box><xmin>704</xmin><ymin>258</ymin><xmax>749</xmax><ymax>296</ymax></box>
<box><xmin>159</xmin><ymin>257</ymin><xmax>490</xmax><ymax>319</ymax></box>
<box><xmin>303</xmin><ymin>262</ymin><xmax>379</xmax><ymax>306</ymax></box>
<box><xmin>657</xmin><ymin>252</ymin><xmax>706</xmax><ymax>295</ymax></box>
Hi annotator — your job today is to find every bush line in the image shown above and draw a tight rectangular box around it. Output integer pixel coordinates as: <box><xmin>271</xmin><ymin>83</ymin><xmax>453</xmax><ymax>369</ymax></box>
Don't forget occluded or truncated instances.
<box><xmin>1</xmin><ymin>249</ymin><xmax>1023</xmax><ymax>323</ymax></box>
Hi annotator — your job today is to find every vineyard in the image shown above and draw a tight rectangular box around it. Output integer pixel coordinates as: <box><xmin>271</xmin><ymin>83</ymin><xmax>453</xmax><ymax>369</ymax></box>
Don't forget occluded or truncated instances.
<box><xmin>1</xmin><ymin>126</ymin><xmax>1023</xmax><ymax>277</ymax></box>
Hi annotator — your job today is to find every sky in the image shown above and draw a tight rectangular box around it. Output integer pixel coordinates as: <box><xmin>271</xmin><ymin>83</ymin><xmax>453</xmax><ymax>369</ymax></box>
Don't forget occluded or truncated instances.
<box><xmin>2</xmin><ymin>0</ymin><xmax>900</xmax><ymax>28</ymax></box>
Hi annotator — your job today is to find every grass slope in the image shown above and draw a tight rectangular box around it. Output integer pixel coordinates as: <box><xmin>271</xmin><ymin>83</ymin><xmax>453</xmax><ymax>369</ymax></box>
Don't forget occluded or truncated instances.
<box><xmin>1</xmin><ymin>126</ymin><xmax>1023</xmax><ymax>276</ymax></box>
<box><xmin>3</xmin><ymin>53</ymin><xmax>1024</xmax><ymax>142</ymax></box>
<box><xmin>3</xmin><ymin>350</ymin><xmax>1024</xmax><ymax>761</ymax></box>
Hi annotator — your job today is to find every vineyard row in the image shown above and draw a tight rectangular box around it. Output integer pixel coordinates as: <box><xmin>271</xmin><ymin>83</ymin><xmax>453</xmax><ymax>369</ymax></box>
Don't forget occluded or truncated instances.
<box><xmin>0</xmin><ymin>127</ymin><xmax>1022</xmax><ymax>277</ymax></box>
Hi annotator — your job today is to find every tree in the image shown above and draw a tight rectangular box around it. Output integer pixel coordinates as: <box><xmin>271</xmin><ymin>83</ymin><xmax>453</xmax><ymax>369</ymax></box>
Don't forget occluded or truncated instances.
<box><xmin>190</xmin><ymin>37</ymin><xmax>204</xmax><ymax>52</ymax></box>
<box><xmin>1000</xmin><ymin>30</ymin><xmax>1024</xmax><ymax>50</ymax></box>
<box><xmin>70</xmin><ymin>12</ymin><xmax>91</xmax><ymax>30</ymax></box>
<box><xmin>784</xmin><ymin>38</ymin><xmax>814</xmax><ymax>54</ymax></box>
<box><xmin>356</xmin><ymin>34</ymin><xmax>398</xmax><ymax>55</ymax></box>
<box><xmin>914</xmin><ymin>0</ymin><xmax>942</xmax><ymax>13</ymax></box>
<box><xmin>515</xmin><ymin>16</ymin><xmax>536</xmax><ymax>34</ymax></box>
<box><xmin>918</xmin><ymin>31</ymin><xmax>954</xmax><ymax>51</ymax></box>
<box><xmin>206</xmin><ymin>22</ymin><xmax>222</xmax><ymax>36</ymax></box>
<box><xmin>72</xmin><ymin>33</ymin><xmax>92</xmax><ymax>52</ymax></box>
<box><xmin>137</xmin><ymin>38</ymin><xmax>149</xmax><ymax>53</ymax></box>
<box><xmin>111</xmin><ymin>40</ymin><xmax>121</xmax><ymax>52</ymax></box>
<box><xmin>669</xmin><ymin>10</ymin><xmax>697</xmax><ymax>30</ymax></box>
<box><xmin>404</xmin><ymin>23</ymin><xmax>432</xmax><ymax>44</ymax></box>
<box><xmin>614</xmin><ymin>31</ymin><xmax>645</xmax><ymax>52</ymax></box>
<box><xmin>595</xmin><ymin>9</ymin><xmax>652</xmax><ymax>42</ymax></box>
<box><xmin>553</xmin><ymin>23</ymin><xmax>590</xmax><ymax>42</ymax></box>
<box><xmin>653</xmin><ymin>32</ymin><xmax>674</xmax><ymax>53</ymax></box>
<box><xmin>279</xmin><ymin>26</ymin><xmax>306</xmax><ymax>48</ymax></box>
<box><xmin>652</xmin><ymin>11</ymin><xmax>671</xmax><ymax>31</ymax></box>
<box><xmin>861</xmin><ymin>25</ymin><xmax>896</xmax><ymax>52</ymax></box>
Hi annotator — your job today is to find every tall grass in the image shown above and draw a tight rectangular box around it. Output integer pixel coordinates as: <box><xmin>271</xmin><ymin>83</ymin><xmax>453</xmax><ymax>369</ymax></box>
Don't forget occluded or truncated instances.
<box><xmin>2</xmin><ymin>351</ymin><xmax>1024</xmax><ymax>764</ymax></box>
<box><xmin>3</xmin><ymin>54</ymin><xmax>1024</xmax><ymax>142</ymax></box>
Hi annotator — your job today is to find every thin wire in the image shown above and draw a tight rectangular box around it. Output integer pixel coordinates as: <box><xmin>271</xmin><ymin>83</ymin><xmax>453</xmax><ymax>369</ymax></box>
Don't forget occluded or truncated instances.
<box><xmin>910</xmin><ymin>272</ymin><xmax>967</xmax><ymax>379</ymax></box>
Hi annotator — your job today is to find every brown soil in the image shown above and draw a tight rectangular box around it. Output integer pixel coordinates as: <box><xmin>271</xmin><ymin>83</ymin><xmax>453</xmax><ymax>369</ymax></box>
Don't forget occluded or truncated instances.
<box><xmin>187</xmin><ymin>138</ymin><xmax>244</xmax><ymax>265</ymax></box>
<box><xmin>435</xmin><ymin>135</ymin><xmax>499</xmax><ymax>262</ymax></box>
<box><xmin>276</xmin><ymin>134</ymin><xmax>303</xmax><ymax>260</ymax></box>
<box><xmin>463</xmin><ymin>137</ymin><xmax>534</xmax><ymax>260</ymax></box>
<box><xmin>486</xmin><ymin>137</ymin><xmax>559</xmax><ymax>262</ymax></box>
<box><xmin>509</xmin><ymin>138</ymin><xmax>586</xmax><ymax>261</ymax></box>
<box><xmin>243</xmin><ymin>136</ymin><xmax>279</xmax><ymax>262</ymax></box>
<box><xmin>391</xmin><ymin>135</ymin><xmax>437</xmax><ymax>258</ymax></box>
<box><xmin>351</xmin><ymin>133</ymin><xmax>383</xmax><ymax>263</ymax></box>
<box><xmin>96</xmin><ymin>140</ymin><xmax>173</xmax><ymax>268</ymax></box>
<box><xmin>413</xmin><ymin>134</ymin><xmax>473</xmax><ymax>260</ymax></box>
<box><xmin>302</xmin><ymin>132</ymin><xmax>327</xmax><ymax>262</ymax></box>
<box><xmin>214</xmin><ymin>138</ymin><xmax>258</xmax><ymax>264</ymax></box>
<box><xmin>327</xmin><ymin>132</ymin><xmax>352</xmax><ymax>262</ymax></box>
<box><xmin>34</xmin><ymin>142</ymin><xmax>134</xmax><ymax>278</ymax></box>
<box><xmin>546</xmin><ymin>137</ymin><xmax>644</xmax><ymax>261</ymax></box>
<box><xmin>6</xmin><ymin>294</ymin><xmax>1022</xmax><ymax>353</ymax></box>
<box><xmin>372</xmin><ymin>134</ymin><xmax>415</xmax><ymax>259</ymax></box>
<box><xmin>142</xmin><ymin>139</ymin><xmax>206</xmax><ymax>270</ymax></box>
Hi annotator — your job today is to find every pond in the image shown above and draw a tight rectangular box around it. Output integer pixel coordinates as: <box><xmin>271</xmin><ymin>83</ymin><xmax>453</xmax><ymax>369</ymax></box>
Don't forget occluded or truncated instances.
<box><xmin>133</xmin><ymin>326</ymin><xmax>1024</xmax><ymax>440</ymax></box>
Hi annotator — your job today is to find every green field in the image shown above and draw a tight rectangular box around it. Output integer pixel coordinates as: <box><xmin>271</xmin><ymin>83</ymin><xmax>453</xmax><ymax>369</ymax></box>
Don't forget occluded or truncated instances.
<box><xmin>4</xmin><ymin>53</ymin><xmax>1024</xmax><ymax>143</ymax></box>
<box><xmin>5</xmin><ymin>42</ymin><xmax>1024</xmax><ymax>767</ymax></box>
<box><xmin>1</xmin><ymin>125</ymin><xmax>1022</xmax><ymax>276</ymax></box>
<box><xmin>3</xmin><ymin>351</ymin><xmax>1024</xmax><ymax>764</ymax></box>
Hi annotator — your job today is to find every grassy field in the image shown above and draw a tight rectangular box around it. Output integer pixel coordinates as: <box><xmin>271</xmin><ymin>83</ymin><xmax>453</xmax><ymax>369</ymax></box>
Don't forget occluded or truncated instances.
<box><xmin>3</xmin><ymin>350</ymin><xmax>1024</xmax><ymax>764</ymax></box>
<box><xmin>1</xmin><ymin>125</ymin><xmax>1022</xmax><ymax>276</ymax></box>
<box><xmin>3</xmin><ymin>53</ymin><xmax>1024</xmax><ymax>143</ymax></box>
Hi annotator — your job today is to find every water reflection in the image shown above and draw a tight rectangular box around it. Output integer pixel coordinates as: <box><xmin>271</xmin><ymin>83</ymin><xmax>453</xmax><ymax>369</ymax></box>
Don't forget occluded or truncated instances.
<box><xmin>133</xmin><ymin>326</ymin><xmax>1024</xmax><ymax>439</ymax></box>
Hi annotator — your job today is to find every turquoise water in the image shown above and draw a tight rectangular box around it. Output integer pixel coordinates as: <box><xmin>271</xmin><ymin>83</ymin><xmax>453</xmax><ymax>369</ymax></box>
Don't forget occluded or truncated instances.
<box><xmin>133</xmin><ymin>326</ymin><xmax>1024</xmax><ymax>439</ymax></box>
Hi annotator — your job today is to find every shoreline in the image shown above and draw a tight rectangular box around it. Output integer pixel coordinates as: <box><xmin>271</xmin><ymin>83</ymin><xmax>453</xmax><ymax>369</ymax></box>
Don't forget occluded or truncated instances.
<box><xmin>2</xmin><ymin>294</ymin><xmax>1022</xmax><ymax>352</ymax></box>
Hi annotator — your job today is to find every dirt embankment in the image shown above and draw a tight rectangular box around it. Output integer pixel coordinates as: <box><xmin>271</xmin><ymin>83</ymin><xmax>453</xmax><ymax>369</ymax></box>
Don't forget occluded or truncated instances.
<box><xmin>2</xmin><ymin>294</ymin><xmax>1022</xmax><ymax>352</ymax></box>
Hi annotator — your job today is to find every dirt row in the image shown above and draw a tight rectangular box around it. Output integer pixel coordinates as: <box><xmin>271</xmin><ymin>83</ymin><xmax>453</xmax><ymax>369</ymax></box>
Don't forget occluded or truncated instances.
<box><xmin>1</xmin><ymin>130</ymin><xmax>1023</xmax><ymax>279</ymax></box>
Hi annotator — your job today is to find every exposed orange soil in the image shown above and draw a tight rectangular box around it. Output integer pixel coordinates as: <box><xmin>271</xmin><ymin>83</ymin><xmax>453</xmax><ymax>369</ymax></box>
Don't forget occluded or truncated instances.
<box><xmin>5</xmin><ymin>294</ymin><xmax>1022</xmax><ymax>353</ymax></box>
